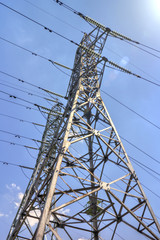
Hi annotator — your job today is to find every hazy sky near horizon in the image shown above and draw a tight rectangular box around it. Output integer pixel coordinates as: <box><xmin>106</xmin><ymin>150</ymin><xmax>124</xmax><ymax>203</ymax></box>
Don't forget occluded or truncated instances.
<box><xmin>0</xmin><ymin>0</ymin><xmax>160</xmax><ymax>239</ymax></box>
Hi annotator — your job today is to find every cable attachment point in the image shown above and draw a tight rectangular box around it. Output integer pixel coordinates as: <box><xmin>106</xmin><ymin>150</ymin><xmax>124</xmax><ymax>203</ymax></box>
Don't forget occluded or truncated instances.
<box><xmin>100</xmin><ymin>182</ymin><xmax>110</xmax><ymax>191</ymax></box>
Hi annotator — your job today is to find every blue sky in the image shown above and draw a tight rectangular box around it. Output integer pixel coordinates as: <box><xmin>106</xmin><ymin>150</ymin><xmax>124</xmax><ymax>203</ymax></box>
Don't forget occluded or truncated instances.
<box><xmin>0</xmin><ymin>0</ymin><xmax>160</xmax><ymax>239</ymax></box>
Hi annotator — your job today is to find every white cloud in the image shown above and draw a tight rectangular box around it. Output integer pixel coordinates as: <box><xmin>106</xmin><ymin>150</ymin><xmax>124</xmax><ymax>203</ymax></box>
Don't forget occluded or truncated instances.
<box><xmin>14</xmin><ymin>192</ymin><xmax>24</xmax><ymax>208</ymax></box>
<box><xmin>18</xmin><ymin>192</ymin><xmax>24</xmax><ymax>201</ymax></box>
<box><xmin>78</xmin><ymin>238</ymin><xmax>88</xmax><ymax>240</ymax></box>
<box><xmin>57</xmin><ymin>208</ymin><xmax>70</xmax><ymax>220</ymax></box>
<box><xmin>14</xmin><ymin>27</ymin><xmax>33</xmax><ymax>46</ymax></box>
<box><xmin>106</xmin><ymin>56</ymin><xmax>130</xmax><ymax>85</ymax></box>
<box><xmin>26</xmin><ymin>209</ymin><xmax>71</xmax><ymax>227</ymax></box>
<box><xmin>27</xmin><ymin>209</ymin><xmax>41</xmax><ymax>227</ymax></box>
<box><xmin>14</xmin><ymin>202</ymin><xmax>20</xmax><ymax>208</ymax></box>
<box><xmin>58</xmin><ymin>208</ymin><xmax>70</xmax><ymax>216</ymax></box>
<box><xmin>5</xmin><ymin>184</ymin><xmax>23</xmax><ymax>209</ymax></box>
<box><xmin>0</xmin><ymin>212</ymin><xmax>8</xmax><ymax>218</ymax></box>
<box><xmin>120</xmin><ymin>56</ymin><xmax>129</xmax><ymax>67</ymax></box>
<box><xmin>6</xmin><ymin>183</ymin><xmax>21</xmax><ymax>191</ymax></box>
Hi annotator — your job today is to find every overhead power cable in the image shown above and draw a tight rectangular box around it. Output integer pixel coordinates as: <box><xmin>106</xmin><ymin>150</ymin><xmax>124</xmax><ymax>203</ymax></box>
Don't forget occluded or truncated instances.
<box><xmin>0</xmin><ymin>2</ymin><xmax>80</xmax><ymax>48</ymax></box>
<box><xmin>1</xmin><ymin>34</ymin><xmax>160</xmax><ymax>88</ymax></box>
<box><xmin>0</xmin><ymin>1</ymin><xmax>159</xmax><ymax>85</ymax></box>
<box><xmin>99</xmin><ymin>122</ymin><xmax>160</xmax><ymax>181</ymax></box>
<box><xmin>1</xmin><ymin>79</ymin><xmax>159</xmax><ymax>170</ymax></box>
<box><xmin>131</xmin><ymin>158</ymin><xmax>160</xmax><ymax>184</ymax></box>
<box><xmin>130</xmin><ymin>156</ymin><xmax>160</xmax><ymax>179</ymax></box>
<box><xmin>0</xmin><ymin>81</ymin><xmax>57</xmax><ymax>103</ymax></box>
<box><xmin>5</xmin><ymin>126</ymin><xmax>158</xmax><ymax>176</ymax></box>
<box><xmin>0</xmin><ymin>0</ymin><xmax>159</xmax><ymax>88</ymax></box>
<box><xmin>0</xmin><ymin>129</ymin><xmax>44</xmax><ymax>144</ymax></box>
<box><xmin>121</xmin><ymin>136</ymin><xmax>160</xmax><ymax>165</ymax></box>
<box><xmin>104</xmin><ymin>59</ymin><xmax>160</xmax><ymax>87</ymax></box>
<box><xmin>0</xmin><ymin>36</ymin><xmax>72</xmax><ymax>76</ymax></box>
<box><xmin>101</xmin><ymin>90</ymin><xmax>160</xmax><ymax>130</ymax></box>
<box><xmin>108</xmin><ymin>34</ymin><xmax>160</xmax><ymax>60</ymax></box>
<box><xmin>105</xmin><ymin>46</ymin><xmax>160</xmax><ymax>84</ymax></box>
<box><xmin>52</xmin><ymin>0</ymin><xmax>160</xmax><ymax>55</ymax></box>
<box><xmin>0</xmin><ymin>69</ymin><xmax>65</xmax><ymax>99</ymax></box>
<box><xmin>0</xmin><ymin>96</ymin><xmax>39</xmax><ymax>111</ymax></box>
<box><xmin>3</xmin><ymin>88</ymin><xmax>159</xmax><ymax>174</ymax></box>
<box><xmin>142</xmin><ymin>183</ymin><xmax>160</xmax><ymax>200</ymax></box>
<box><xmin>108</xmin><ymin>142</ymin><xmax>160</xmax><ymax>181</ymax></box>
<box><xmin>0</xmin><ymin>160</ymin><xmax>34</xmax><ymax>170</ymax></box>
<box><xmin>0</xmin><ymin>112</ymin><xmax>45</xmax><ymax>127</ymax></box>
<box><xmin>0</xmin><ymin>139</ymin><xmax>39</xmax><ymax>150</ymax></box>
<box><xmin>1</xmin><ymin>3</ymin><xmax>159</xmax><ymax>83</ymax></box>
<box><xmin>1</xmin><ymin>158</ymin><xmax>160</xmax><ymax>225</ymax></box>
<box><xmin>0</xmin><ymin>78</ymin><xmax>57</xmax><ymax>99</ymax></box>
<box><xmin>0</xmin><ymin>97</ymin><xmax>58</xmax><ymax>117</ymax></box>
<box><xmin>122</xmin><ymin>39</ymin><xmax>160</xmax><ymax>60</ymax></box>
<box><xmin>1</xmin><ymin>68</ymin><xmax>159</xmax><ymax>133</ymax></box>
<box><xmin>0</xmin><ymin>89</ymin><xmax>63</xmax><ymax>116</ymax></box>
<box><xmin>23</xmin><ymin>0</ymin><xmax>84</xmax><ymax>34</ymax></box>
<box><xmin>72</xmin><ymin>144</ymin><xmax>160</xmax><ymax>201</ymax></box>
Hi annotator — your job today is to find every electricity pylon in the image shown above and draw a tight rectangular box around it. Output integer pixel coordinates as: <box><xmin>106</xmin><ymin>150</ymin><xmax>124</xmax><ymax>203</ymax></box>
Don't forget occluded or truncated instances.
<box><xmin>7</xmin><ymin>27</ymin><xmax>160</xmax><ymax>240</ymax></box>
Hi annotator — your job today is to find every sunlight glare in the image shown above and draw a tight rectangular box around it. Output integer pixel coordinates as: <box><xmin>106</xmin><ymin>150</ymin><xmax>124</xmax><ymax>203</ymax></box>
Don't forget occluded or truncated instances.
<box><xmin>152</xmin><ymin>0</ymin><xmax>160</xmax><ymax>18</ymax></box>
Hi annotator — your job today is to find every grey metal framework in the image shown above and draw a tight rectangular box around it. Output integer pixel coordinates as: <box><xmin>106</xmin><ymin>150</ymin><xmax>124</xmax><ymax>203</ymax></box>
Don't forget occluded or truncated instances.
<box><xmin>7</xmin><ymin>27</ymin><xmax>160</xmax><ymax>240</ymax></box>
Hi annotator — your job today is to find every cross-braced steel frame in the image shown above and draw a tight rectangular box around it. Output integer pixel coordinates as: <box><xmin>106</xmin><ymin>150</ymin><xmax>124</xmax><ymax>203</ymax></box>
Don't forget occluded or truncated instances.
<box><xmin>7</xmin><ymin>27</ymin><xmax>160</xmax><ymax>240</ymax></box>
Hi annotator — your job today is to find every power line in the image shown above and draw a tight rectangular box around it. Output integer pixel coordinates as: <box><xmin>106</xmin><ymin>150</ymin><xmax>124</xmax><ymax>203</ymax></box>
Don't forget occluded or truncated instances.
<box><xmin>130</xmin><ymin>157</ymin><xmax>160</xmax><ymax>183</ymax></box>
<box><xmin>0</xmin><ymin>2</ymin><xmax>79</xmax><ymax>48</ymax></box>
<box><xmin>0</xmin><ymin>81</ymin><xmax>58</xmax><ymax>103</ymax></box>
<box><xmin>109</xmin><ymin>143</ymin><xmax>160</xmax><ymax>183</ymax></box>
<box><xmin>101</xmin><ymin>90</ymin><xmax>160</xmax><ymax>130</ymax></box>
<box><xmin>72</xmin><ymin>144</ymin><xmax>160</xmax><ymax>202</ymax></box>
<box><xmin>23</xmin><ymin>0</ymin><xmax>84</xmax><ymax>34</ymax></box>
<box><xmin>2</xmin><ymin>67</ymin><xmax>159</xmax><ymax>133</ymax></box>
<box><xmin>142</xmin><ymin>183</ymin><xmax>160</xmax><ymax>201</ymax></box>
<box><xmin>0</xmin><ymin>89</ymin><xmax>52</xmax><ymax>112</ymax></box>
<box><xmin>2</xmin><ymin>82</ymin><xmax>160</xmax><ymax>175</ymax></box>
<box><xmin>0</xmin><ymin>139</ymin><xmax>39</xmax><ymax>150</ymax></box>
<box><xmin>105</xmin><ymin>59</ymin><xmax>160</xmax><ymax>87</ymax></box>
<box><xmin>99</xmin><ymin>122</ymin><xmax>160</xmax><ymax>182</ymax></box>
<box><xmin>4</xmin><ymin>127</ymin><xmax>159</xmax><ymax>180</ymax></box>
<box><xmin>0</xmin><ymin>97</ymin><xmax>58</xmax><ymax>117</ymax></box>
<box><xmin>5</xmin><ymin>83</ymin><xmax>159</xmax><ymax>170</ymax></box>
<box><xmin>0</xmin><ymin>88</ymin><xmax>63</xmax><ymax>116</ymax></box>
<box><xmin>3</xmin><ymin>144</ymin><xmax>157</xmax><ymax>235</ymax></box>
<box><xmin>130</xmin><ymin>156</ymin><xmax>160</xmax><ymax>177</ymax></box>
<box><xmin>121</xmin><ymin>136</ymin><xmax>160</xmax><ymax>165</ymax></box>
<box><xmin>0</xmin><ymin>77</ymin><xmax>56</xmax><ymax>99</ymax></box>
<box><xmin>1</xmin><ymin>34</ymin><xmax>160</xmax><ymax>89</ymax></box>
<box><xmin>0</xmin><ymin>95</ymin><xmax>62</xmax><ymax>126</ymax></box>
<box><xmin>0</xmin><ymin>160</ymin><xmax>34</xmax><ymax>170</ymax></box>
<box><xmin>0</xmin><ymin>70</ymin><xmax>66</xmax><ymax>99</ymax></box>
<box><xmin>1</xmin><ymin>3</ymin><xmax>160</xmax><ymax>87</ymax></box>
<box><xmin>0</xmin><ymin>36</ymin><xmax>72</xmax><ymax>76</ymax></box>
<box><xmin>71</xmin><ymin>142</ymin><xmax>160</xmax><ymax>203</ymax></box>
<box><xmin>105</xmin><ymin>46</ymin><xmax>160</xmax><ymax>84</ymax></box>
<box><xmin>0</xmin><ymin>96</ymin><xmax>39</xmax><ymax>111</ymax></box>
<box><xmin>52</xmin><ymin>0</ymin><xmax>160</xmax><ymax>55</ymax></box>
<box><xmin>123</xmin><ymin>39</ymin><xmax>160</xmax><ymax>60</ymax></box>
<box><xmin>0</xmin><ymin>129</ymin><xmax>44</xmax><ymax>144</ymax></box>
<box><xmin>0</xmin><ymin>112</ymin><xmax>45</xmax><ymax>127</ymax></box>
<box><xmin>108</xmin><ymin>34</ymin><xmax>160</xmax><ymax>60</ymax></box>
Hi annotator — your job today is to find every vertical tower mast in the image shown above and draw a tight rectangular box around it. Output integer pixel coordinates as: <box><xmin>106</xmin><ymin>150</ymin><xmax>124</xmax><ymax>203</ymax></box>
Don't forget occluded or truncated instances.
<box><xmin>7</xmin><ymin>27</ymin><xmax>160</xmax><ymax>240</ymax></box>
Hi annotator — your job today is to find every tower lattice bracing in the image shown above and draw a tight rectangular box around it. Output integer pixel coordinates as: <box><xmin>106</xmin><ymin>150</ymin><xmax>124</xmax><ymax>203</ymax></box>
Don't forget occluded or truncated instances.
<box><xmin>7</xmin><ymin>27</ymin><xmax>160</xmax><ymax>240</ymax></box>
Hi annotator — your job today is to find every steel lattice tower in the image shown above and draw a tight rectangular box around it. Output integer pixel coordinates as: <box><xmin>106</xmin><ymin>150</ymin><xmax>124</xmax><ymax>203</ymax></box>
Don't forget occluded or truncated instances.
<box><xmin>7</xmin><ymin>27</ymin><xmax>160</xmax><ymax>240</ymax></box>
